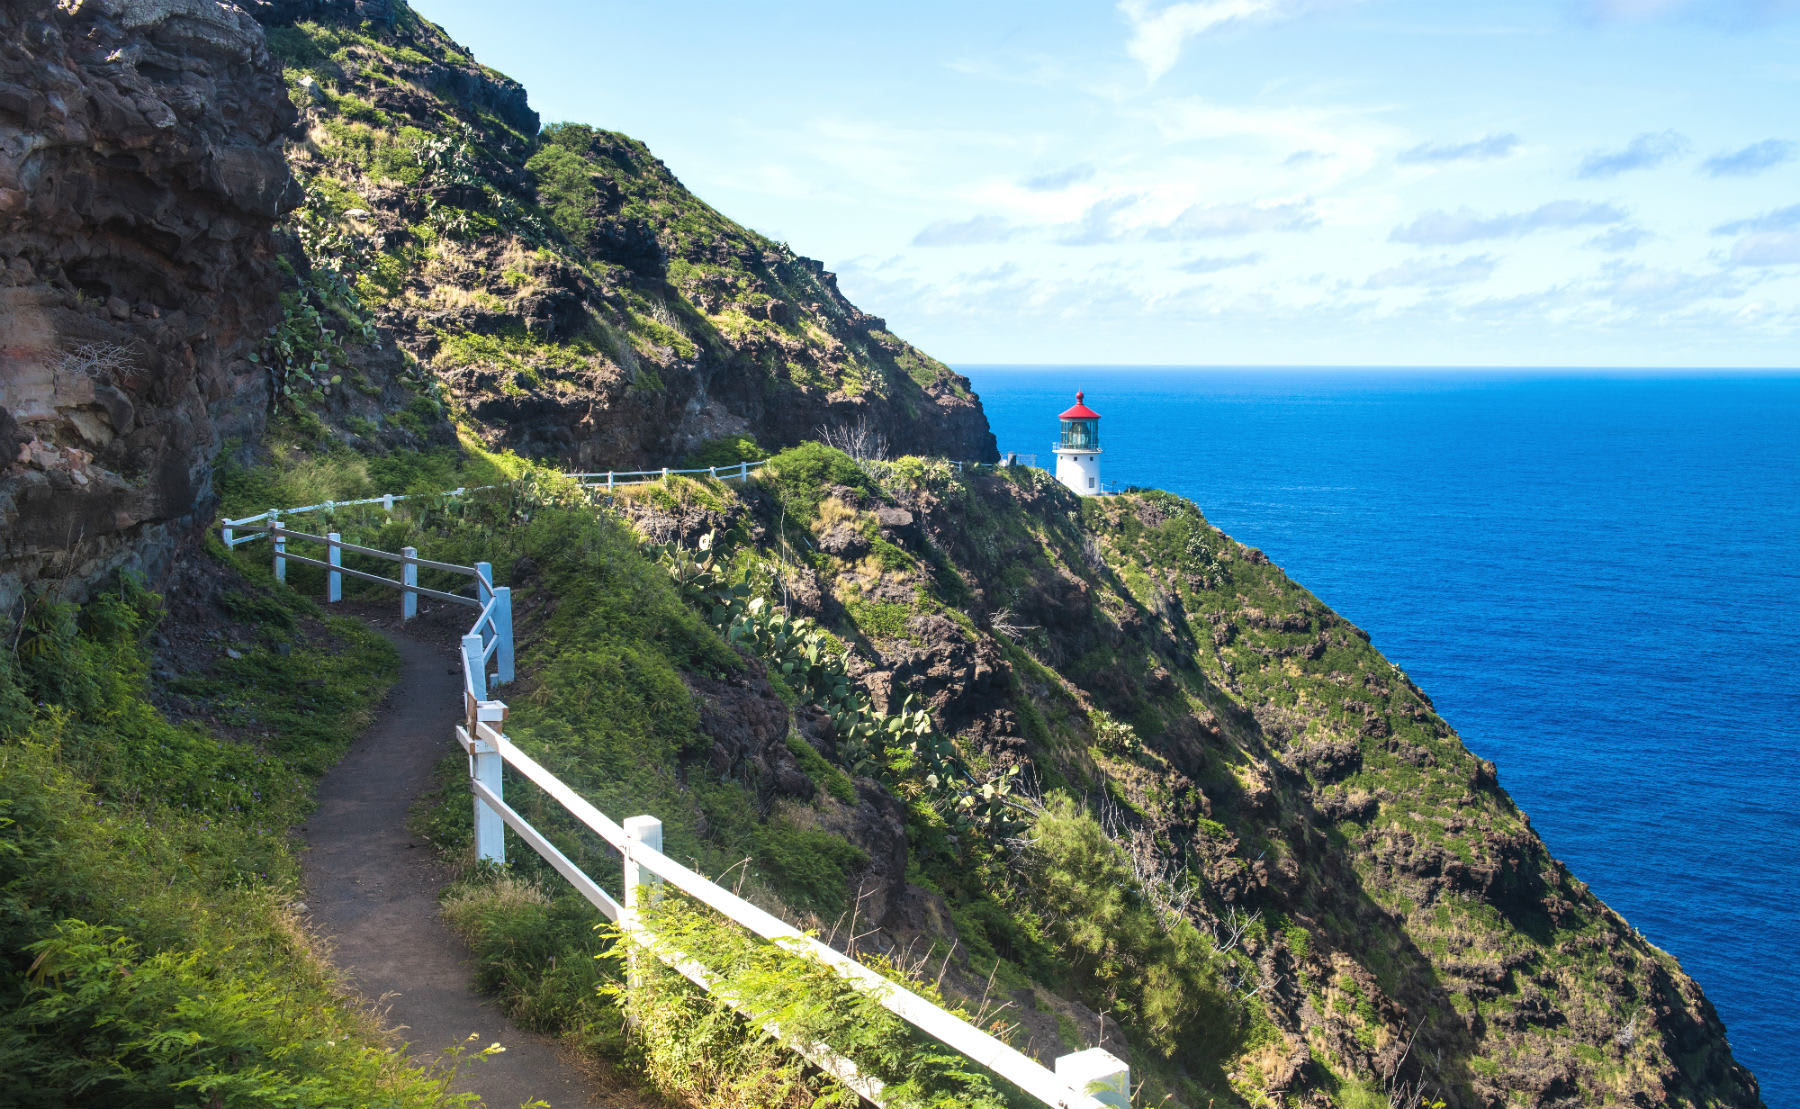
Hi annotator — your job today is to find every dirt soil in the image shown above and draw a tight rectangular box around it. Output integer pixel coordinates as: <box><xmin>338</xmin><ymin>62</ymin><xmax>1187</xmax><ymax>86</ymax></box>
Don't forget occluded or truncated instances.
<box><xmin>300</xmin><ymin>604</ymin><xmax>632</xmax><ymax>1109</ymax></box>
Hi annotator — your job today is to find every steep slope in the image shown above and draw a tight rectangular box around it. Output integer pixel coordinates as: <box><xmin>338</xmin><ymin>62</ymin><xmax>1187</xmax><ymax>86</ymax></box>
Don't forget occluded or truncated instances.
<box><xmin>250</xmin><ymin>0</ymin><xmax>995</xmax><ymax>466</ymax></box>
<box><xmin>627</xmin><ymin>458</ymin><xmax>1761</xmax><ymax>1108</ymax></box>
<box><xmin>298</xmin><ymin>454</ymin><xmax>1758</xmax><ymax>1109</ymax></box>
<box><xmin>0</xmin><ymin>0</ymin><xmax>296</xmax><ymax>611</ymax></box>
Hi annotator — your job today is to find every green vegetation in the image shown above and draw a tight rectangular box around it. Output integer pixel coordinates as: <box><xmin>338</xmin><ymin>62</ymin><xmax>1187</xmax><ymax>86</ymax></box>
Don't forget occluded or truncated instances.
<box><xmin>761</xmin><ymin>443</ymin><xmax>872</xmax><ymax>519</ymax></box>
<box><xmin>525</xmin><ymin>141</ymin><xmax>599</xmax><ymax>245</ymax></box>
<box><xmin>0</xmin><ymin>569</ymin><xmax>458</xmax><ymax>1106</ymax></box>
<box><xmin>216</xmin><ymin>2</ymin><xmax>1764</xmax><ymax>1100</ymax></box>
<box><xmin>680</xmin><ymin>434</ymin><xmax>766</xmax><ymax>469</ymax></box>
<box><xmin>610</xmin><ymin>899</ymin><xmax>1012</xmax><ymax>1109</ymax></box>
<box><xmin>255</xmin><ymin>190</ymin><xmax>382</xmax><ymax>410</ymax></box>
<box><xmin>1024</xmin><ymin>799</ymin><xmax>1235</xmax><ymax>1060</ymax></box>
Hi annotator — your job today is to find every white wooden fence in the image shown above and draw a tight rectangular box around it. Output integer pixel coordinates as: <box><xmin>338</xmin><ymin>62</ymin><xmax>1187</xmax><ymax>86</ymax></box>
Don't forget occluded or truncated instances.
<box><xmin>219</xmin><ymin>453</ymin><xmax>1047</xmax><ymax>545</ymax></box>
<box><xmin>217</xmin><ymin>461</ymin><xmax>1129</xmax><ymax>1108</ymax></box>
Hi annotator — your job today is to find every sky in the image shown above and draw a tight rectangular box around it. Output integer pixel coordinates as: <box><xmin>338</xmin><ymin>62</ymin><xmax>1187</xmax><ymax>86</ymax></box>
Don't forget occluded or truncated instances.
<box><xmin>409</xmin><ymin>0</ymin><xmax>1800</xmax><ymax>367</ymax></box>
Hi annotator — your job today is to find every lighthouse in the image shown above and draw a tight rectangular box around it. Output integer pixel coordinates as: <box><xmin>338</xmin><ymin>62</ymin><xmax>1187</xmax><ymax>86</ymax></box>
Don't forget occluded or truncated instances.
<box><xmin>1053</xmin><ymin>391</ymin><xmax>1103</xmax><ymax>496</ymax></box>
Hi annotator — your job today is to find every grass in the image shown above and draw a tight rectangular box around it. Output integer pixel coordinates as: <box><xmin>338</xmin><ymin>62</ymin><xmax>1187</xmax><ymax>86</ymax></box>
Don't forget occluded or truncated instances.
<box><xmin>0</xmin><ymin>564</ymin><xmax>457</xmax><ymax>1106</ymax></box>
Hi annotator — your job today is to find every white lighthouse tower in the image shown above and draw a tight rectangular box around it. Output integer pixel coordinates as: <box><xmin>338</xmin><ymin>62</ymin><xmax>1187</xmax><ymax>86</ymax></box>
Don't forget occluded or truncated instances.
<box><xmin>1053</xmin><ymin>391</ymin><xmax>1103</xmax><ymax>496</ymax></box>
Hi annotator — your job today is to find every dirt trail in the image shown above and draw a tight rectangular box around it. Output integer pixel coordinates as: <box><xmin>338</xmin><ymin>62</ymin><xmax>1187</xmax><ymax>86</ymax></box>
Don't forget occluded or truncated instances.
<box><xmin>301</xmin><ymin>610</ymin><xmax>621</xmax><ymax>1109</ymax></box>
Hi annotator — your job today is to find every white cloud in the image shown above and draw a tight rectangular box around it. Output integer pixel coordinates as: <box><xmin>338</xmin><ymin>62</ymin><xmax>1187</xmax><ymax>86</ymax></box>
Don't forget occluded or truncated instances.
<box><xmin>1364</xmin><ymin>254</ymin><xmax>1499</xmax><ymax>288</ymax></box>
<box><xmin>1145</xmin><ymin>96</ymin><xmax>1402</xmax><ymax>184</ymax></box>
<box><xmin>1576</xmin><ymin>130</ymin><xmax>1689</xmax><ymax>178</ymax></box>
<box><xmin>1729</xmin><ymin>232</ymin><xmax>1800</xmax><ymax>265</ymax></box>
<box><xmin>1702</xmin><ymin>139</ymin><xmax>1797</xmax><ymax>176</ymax></box>
<box><xmin>1150</xmin><ymin>199</ymin><xmax>1320</xmax><ymax>238</ymax></box>
<box><xmin>1024</xmin><ymin>164</ymin><xmax>1098</xmax><ymax>191</ymax></box>
<box><xmin>1390</xmin><ymin>201</ymin><xmax>1627</xmax><ymax>245</ymax></box>
<box><xmin>1176</xmin><ymin>251</ymin><xmax>1264</xmax><ymax>273</ymax></box>
<box><xmin>1587</xmin><ymin>225</ymin><xmax>1654</xmax><ymax>252</ymax></box>
<box><xmin>912</xmin><ymin>215</ymin><xmax>1019</xmax><ymax>247</ymax></box>
<box><xmin>1713</xmin><ymin>203</ymin><xmax>1800</xmax><ymax>235</ymax></box>
<box><xmin>1396</xmin><ymin>133</ymin><xmax>1521</xmax><ymax>165</ymax></box>
<box><xmin>1593</xmin><ymin>260</ymin><xmax>1745</xmax><ymax>308</ymax></box>
<box><xmin>1057</xmin><ymin>196</ymin><xmax>1144</xmax><ymax>245</ymax></box>
<box><xmin>1119</xmin><ymin>0</ymin><xmax>1286</xmax><ymax>81</ymax></box>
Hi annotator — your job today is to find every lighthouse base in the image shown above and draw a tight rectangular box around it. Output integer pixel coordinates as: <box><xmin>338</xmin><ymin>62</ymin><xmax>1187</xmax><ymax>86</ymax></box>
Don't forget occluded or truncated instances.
<box><xmin>1054</xmin><ymin>449</ymin><xmax>1102</xmax><ymax>496</ymax></box>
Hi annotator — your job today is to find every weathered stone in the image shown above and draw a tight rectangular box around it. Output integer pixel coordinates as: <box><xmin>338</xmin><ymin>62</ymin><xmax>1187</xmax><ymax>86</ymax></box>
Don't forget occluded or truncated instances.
<box><xmin>0</xmin><ymin>0</ymin><xmax>296</xmax><ymax>608</ymax></box>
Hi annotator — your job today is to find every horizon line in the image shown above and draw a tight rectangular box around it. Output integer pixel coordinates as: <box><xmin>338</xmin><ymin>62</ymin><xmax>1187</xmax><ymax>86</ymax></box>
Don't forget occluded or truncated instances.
<box><xmin>950</xmin><ymin>363</ymin><xmax>1800</xmax><ymax>372</ymax></box>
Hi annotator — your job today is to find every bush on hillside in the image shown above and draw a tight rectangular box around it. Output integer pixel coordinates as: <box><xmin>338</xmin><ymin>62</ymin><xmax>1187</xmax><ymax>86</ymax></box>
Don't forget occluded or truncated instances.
<box><xmin>762</xmin><ymin>442</ymin><xmax>871</xmax><ymax>520</ymax></box>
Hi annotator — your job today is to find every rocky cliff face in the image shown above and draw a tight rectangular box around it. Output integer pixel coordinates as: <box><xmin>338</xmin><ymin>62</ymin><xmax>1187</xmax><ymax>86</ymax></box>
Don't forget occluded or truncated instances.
<box><xmin>252</xmin><ymin>1</ymin><xmax>996</xmax><ymax>468</ymax></box>
<box><xmin>599</xmin><ymin>463</ymin><xmax>1762</xmax><ymax>1108</ymax></box>
<box><xmin>0</xmin><ymin>0</ymin><xmax>296</xmax><ymax>610</ymax></box>
<box><xmin>0</xmin><ymin>0</ymin><xmax>994</xmax><ymax>607</ymax></box>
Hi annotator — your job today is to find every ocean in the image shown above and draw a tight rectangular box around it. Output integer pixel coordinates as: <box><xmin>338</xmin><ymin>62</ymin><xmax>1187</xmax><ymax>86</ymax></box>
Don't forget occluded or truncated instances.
<box><xmin>963</xmin><ymin>366</ymin><xmax>1800</xmax><ymax>1105</ymax></box>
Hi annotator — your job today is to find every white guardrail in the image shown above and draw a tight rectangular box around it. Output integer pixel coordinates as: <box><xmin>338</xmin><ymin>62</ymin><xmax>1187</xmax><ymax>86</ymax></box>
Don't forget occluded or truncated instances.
<box><xmin>216</xmin><ymin>458</ymin><xmax>1128</xmax><ymax>1109</ymax></box>
<box><xmin>219</xmin><ymin>453</ymin><xmax>1049</xmax><ymax>548</ymax></box>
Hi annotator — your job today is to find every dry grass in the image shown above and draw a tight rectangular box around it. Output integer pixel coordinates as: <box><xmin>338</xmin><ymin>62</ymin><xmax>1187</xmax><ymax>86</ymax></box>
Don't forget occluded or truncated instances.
<box><xmin>441</xmin><ymin>869</ymin><xmax>551</xmax><ymax>926</ymax></box>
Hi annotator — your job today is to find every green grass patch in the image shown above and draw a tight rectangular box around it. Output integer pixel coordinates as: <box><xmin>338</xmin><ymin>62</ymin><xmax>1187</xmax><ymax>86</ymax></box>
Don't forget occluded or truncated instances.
<box><xmin>0</xmin><ymin>569</ymin><xmax>447</xmax><ymax>1106</ymax></box>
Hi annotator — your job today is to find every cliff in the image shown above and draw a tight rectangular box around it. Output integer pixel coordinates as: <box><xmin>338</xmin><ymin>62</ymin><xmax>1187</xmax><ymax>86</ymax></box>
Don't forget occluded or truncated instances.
<box><xmin>505</xmin><ymin>457</ymin><xmax>1756</xmax><ymax>1108</ymax></box>
<box><xmin>0</xmin><ymin>0</ymin><xmax>994</xmax><ymax>610</ymax></box>
<box><xmin>0</xmin><ymin>0</ymin><xmax>296</xmax><ymax>610</ymax></box>
<box><xmin>252</xmin><ymin>0</ymin><xmax>995</xmax><ymax>466</ymax></box>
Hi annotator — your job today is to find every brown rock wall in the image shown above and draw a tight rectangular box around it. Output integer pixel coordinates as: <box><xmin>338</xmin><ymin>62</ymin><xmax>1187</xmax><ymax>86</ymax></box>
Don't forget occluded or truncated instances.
<box><xmin>0</xmin><ymin>0</ymin><xmax>295</xmax><ymax>608</ymax></box>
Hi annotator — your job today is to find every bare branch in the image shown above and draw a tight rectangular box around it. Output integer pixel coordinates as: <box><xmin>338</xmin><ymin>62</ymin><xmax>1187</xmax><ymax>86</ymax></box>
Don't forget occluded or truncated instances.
<box><xmin>988</xmin><ymin>607</ymin><xmax>1040</xmax><ymax>638</ymax></box>
<box><xmin>817</xmin><ymin>415</ymin><xmax>890</xmax><ymax>462</ymax></box>
<box><xmin>53</xmin><ymin>341</ymin><xmax>142</xmax><ymax>382</ymax></box>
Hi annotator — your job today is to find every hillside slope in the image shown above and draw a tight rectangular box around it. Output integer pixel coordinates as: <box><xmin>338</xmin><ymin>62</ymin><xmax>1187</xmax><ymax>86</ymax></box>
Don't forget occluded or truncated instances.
<box><xmin>250</xmin><ymin>0</ymin><xmax>995</xmax><ymax>467</ymax></box>
<box><xmin>284</xmin><ymin>453</ymin><xmax>1759</xmax><ymax>1109</ymax></box>
<box><xmin>0</xmin><ymin>0</ymin><xmax>993</xmax><ymax>611</ymax></box>
<box><xmin>648</xmin><ymin>460</ymin><xmax>1761</xmax><ymax>1108</ymax></box>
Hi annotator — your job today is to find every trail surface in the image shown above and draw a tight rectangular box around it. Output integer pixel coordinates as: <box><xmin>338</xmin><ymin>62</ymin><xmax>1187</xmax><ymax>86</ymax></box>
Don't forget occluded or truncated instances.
<box><xmin>302</xmin><ymin>610</ymin><xmax>620</xmax><ymax>1109</ymax></box>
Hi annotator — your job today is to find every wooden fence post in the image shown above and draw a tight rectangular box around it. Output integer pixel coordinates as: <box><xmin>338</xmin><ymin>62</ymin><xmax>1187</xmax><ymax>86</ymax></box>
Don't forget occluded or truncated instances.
<box><xmin>462</xmin><ymin>632</ymin><xmax>486</xmax><ymax>701</ymax></box>
<box><xmin>623</xmin><ymin>814</ymin><xmax>664</xmax><ymax>996</ymax></box>
<box><xmin>401</xmin><ymin>546</ymin><xmax>418</xmax><ymax>620</ymax></box>
<box><xmin>272</xmin><ymin>515</ymin><xmax>286</xmax><ymax>583</ymax></box>
<box><xmin>470</xmin><ymin>705</ymin><xmax>506</xmax><ymax>864</ymax></box>
<box><xmin>494</xmin><ymin>586</ymin><xmax>514</xmax><ymax>684</ymax></box>
<box><xmin>1055</xmin><ymin>1049</ymin><xmax>1130</xmax><ymax>1108</ymax></box>
<box><xmin>326</xmin><ymin>533</ymin><xmax>342</xmax><ymax>602</ymax></box>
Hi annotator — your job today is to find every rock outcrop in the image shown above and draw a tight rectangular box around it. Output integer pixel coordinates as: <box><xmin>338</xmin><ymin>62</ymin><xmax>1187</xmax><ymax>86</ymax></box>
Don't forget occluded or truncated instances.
<box><xmin>0</xmin><ymin>0</ymin><xmax>296</xmax><ymax>609</ymax></box>
<box><xmin>610</xmin><ymin>464</ymin><xmax>1764</xmax><ymax>1107</ymax></box>
<box><xmin>253</xmin><ymin>2</ymin><xmax>996</xmax><ymax>470</ymax></box>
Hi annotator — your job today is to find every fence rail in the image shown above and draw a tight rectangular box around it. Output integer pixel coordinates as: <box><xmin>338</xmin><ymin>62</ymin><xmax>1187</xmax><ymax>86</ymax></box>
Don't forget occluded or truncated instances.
<box><xmin>215</xmin><ymin>466</ymin><xmax>1130</xmax><ymax>1109</ymax></box>
<box><xmin>220</xmin><ymin>452</ymin><xmax>1048</xmax><ymax>547</ymax></box>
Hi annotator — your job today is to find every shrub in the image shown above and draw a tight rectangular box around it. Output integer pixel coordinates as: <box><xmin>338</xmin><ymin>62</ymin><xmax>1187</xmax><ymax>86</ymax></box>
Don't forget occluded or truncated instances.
<box><xmin>525</xmin><ymin>140</ymin><xmax>599</xmax><ymax>245</ymax></box>
<box><xmin>761</xmin><ymin>443</ymin><xmax>870</xmax><ymax>520</ymax></box>
<box><xmin>1025</xmin><ymin>797</ymin><xmax>1236</xmax><ymax>1061</ymax></box>
<box><xmin>1090</xmin><ymin>709</ymin><xmax>1141</xmax><ymax>755</ymax></box>
<box><xmin>681</xmin><ymin>434</ymin><xmax>766</xmax><ymax>469</ymax></box>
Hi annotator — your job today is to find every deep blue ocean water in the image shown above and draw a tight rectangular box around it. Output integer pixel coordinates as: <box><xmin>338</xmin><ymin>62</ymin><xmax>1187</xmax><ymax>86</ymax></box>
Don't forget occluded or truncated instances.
<box><xmin>964</xmin><ymin>367</ymin><xmax>1800</xmax><ymax>1105</ymax></box>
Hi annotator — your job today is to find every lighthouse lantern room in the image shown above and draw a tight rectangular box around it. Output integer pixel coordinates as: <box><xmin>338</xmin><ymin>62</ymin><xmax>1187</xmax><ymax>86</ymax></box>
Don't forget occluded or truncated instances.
<box><xmin>1053</xmin><ymin>391</ymin><xmax>1102</xmax><ymax>496</ymax></box>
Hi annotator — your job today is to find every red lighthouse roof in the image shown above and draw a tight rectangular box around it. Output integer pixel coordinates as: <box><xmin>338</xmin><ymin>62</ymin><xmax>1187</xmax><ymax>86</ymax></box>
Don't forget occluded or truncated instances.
<box><xmin>1058</xmin><ymin>391</ymin><xmax>1101</xmax><ymax>420</ymax></box>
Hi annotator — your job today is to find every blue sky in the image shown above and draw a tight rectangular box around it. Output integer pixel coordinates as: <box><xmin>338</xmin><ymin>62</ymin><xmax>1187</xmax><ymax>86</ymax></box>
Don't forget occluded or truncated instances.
<box><xmin>411</xmin><ymin>0</ymin><xmax>1800</xmax><ymax>366</ymax></box>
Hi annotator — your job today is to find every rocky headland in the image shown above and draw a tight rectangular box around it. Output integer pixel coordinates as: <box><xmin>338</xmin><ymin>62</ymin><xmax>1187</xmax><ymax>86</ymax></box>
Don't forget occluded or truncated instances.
<box><xmin>0</xmin><ymin>2</ymin><xmax>1763</xmax><ymax>1107</ymax></box>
